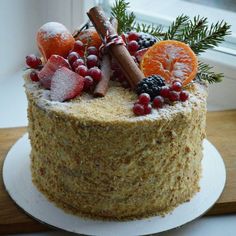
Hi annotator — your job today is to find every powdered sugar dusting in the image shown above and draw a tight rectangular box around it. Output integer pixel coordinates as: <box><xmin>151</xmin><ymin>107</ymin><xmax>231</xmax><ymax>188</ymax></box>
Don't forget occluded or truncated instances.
<box><xmin>24</xmin><ymin>71</ymin><xmax>207</xmax><ymax>123</ymax></box>
<box><xmin>51</xmin><ymin>67</ymin><xmax>83</xmax><ymax>102</ymax></box>
<box><xmin>39</xmin><ymin>22</ymin><xmax>70</xmax><ymax>40</ymax></box>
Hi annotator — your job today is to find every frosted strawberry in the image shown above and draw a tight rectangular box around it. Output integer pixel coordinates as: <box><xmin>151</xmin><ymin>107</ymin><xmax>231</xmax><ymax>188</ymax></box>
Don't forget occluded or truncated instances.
<box><xmin>134</xmin><ymin>48</ymin><xmax>148</xmax><ymax>64</ymax></box>
<box><xmin>51</xmin><ymin>67</ymin><xmax>84</xmax><ymax>102</ymax></box>
<box><xmin>38</xmin><ymin>55</ymin><xmax>70</xmax><ymax>89</ymax></box>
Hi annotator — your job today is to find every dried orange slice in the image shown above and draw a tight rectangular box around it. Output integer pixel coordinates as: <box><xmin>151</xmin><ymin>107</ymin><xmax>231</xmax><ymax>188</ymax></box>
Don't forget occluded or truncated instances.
<box><xmin>140</xmin><ymin>40</ymin><xmax>198</xmax><ymax>85</ymax></box>
<box><xmin>75</xmin><ymin>28</ymin><xmax>102</xmax><ymax>49</ymax></box>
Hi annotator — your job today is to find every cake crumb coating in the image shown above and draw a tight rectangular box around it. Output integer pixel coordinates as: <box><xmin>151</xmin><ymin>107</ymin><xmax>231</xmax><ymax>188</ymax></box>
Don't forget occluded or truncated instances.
<box><xmin>25</xmin><ymin>74</ymin><xmax>207</xmax><ymax>220</ymax></box>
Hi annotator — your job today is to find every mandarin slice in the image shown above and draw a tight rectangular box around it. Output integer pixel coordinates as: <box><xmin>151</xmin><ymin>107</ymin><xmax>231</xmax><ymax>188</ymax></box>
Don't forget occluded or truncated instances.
<box><xmin>75</xmin><ymin>28</ymin><xmax>102</xmax><ymax>49</ymax></box>
<box><xmin>37</xmin><ymin>22</ymin><xmax>75</xmax><ymax>61</ymax></box>
<box><xmin>141</xmin><ymin>40</ymin><xmax>198</xmax><ymax>85</ymax></box>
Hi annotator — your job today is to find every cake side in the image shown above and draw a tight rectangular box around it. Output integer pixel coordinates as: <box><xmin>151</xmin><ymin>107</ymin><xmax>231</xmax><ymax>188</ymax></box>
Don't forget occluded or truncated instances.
<box><xmin>25</xmin><ymin>75</ymin><xmax>207</xmax><ymax>220</ymax></box>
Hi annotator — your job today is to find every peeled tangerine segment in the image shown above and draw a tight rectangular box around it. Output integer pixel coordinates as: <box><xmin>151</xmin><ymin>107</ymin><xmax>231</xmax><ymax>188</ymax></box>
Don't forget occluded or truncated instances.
<box><xmin>141</xmin><ymin>40</ymin><xmax>198</xmax><ymax>85</ymax></box>
<box><xmin>37</xmin><ymin>22</ymin><xmax>75</xmax><ymax>61</ymax></box>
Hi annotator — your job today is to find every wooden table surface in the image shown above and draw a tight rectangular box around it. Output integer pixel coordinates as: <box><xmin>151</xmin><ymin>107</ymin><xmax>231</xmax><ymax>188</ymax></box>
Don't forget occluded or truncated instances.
<box><xmin>0</xmin><ymin>110</ymin><xmax>236</xmax><ymax>234</ymax></box>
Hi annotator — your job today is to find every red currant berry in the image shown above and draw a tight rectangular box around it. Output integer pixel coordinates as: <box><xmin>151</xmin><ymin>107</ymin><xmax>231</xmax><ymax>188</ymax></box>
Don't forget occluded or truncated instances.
<box><xmin>168</xmin><ymin>91</ymin><xmax>180</xmax><ymax>102</ymax></box>
<box><xmin>72</xmin><ymin>58</ymin><xmax>85</xmax><ymax>70</ymax></box>
<box><xmin>160</xmin><ymin>86</ymin><xmax>170</xmax><ymax>98</ymax></box>
<box><xmin>26</xmin><ymin>54</ymin><xmax>42</xmax><ymax>69</ymax></box>
<box><xmin>133</xmin><ymin>103</ymin><xmax>145</xmax><ymax>116</ymax></box>
<box><xmin>144</xmin><ymin>104</ymin><xmax>152</xmax><ymax>114</ymax></box>
<box><xmin>84</xmin><ymin>76</ymin><xmax>94</xmax><ymax>91</ymax></box>
<box><xmin>73</xmin><ymin>40</ymin><xmax>84</xmax><ymax>52</ymax></box>
<box><xmin>180</xmin><ymin>91</ymin><xmax>189</xmax><ymax>102</ymax></box>
<box><xmin>29</xmin><ymin>71</ymin><xmax>39</xmax><ymax>82</ymax></box>
<box><xmin>171</xmin><ymin>81</ymin><xmax>182</xmax><ymax>92</ymax></box>
<box><xmin>75</xmin><ymin>65</ymin><xmax>88</xmax><ymax>77</ymax></box>
<box><xmin>87</xmin><ymin>46</ymin><xmax>98</xmax><ymax>56</ymax></box>
<box><xmin>138</xmin><ymin>93</ymin><xmax>151</xmax><ymax>105</ymax></box>
<box><xmin>88</xmin><ymin>67</ymin><xmax>102</xmax><ymax>82</ymax></box>
<box><xmin>153</xmin><ymin>96</ymin><xmax>164</xmax><ymax>109</ymax></box>
<box><xmin>68</xmin><ymin>51</ymin><xmax>80</xmax><ymax>64</ymax></box>
<box><xmin>127</xmin><ymin>40</ymin><xmax>139</xmax><ymax>53</ymax></box>
<box><xmin>128</xmin><ymin>31</ymin><xmax>139</xmax><ymax>42</ymax></box>
<box><xmin>86</xmin><ymin>55</ymin><xmax>98</xmax><ymax>68</ymax></box>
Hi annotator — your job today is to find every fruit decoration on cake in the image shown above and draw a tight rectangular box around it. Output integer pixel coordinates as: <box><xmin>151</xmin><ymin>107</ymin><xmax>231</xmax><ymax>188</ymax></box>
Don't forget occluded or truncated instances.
<box><xmin>25</xmin><ymin>0</ymin><xmax>230</xmax><ymax>116</ymax></box>
<box><xmin>23</xmin><ymin>0</ymin><xmax>232</xmax><ymax>221</ymax></box>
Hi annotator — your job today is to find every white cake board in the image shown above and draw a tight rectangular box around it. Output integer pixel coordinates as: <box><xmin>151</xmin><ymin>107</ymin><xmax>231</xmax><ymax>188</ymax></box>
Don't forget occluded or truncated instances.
<box><xmin>3</xmin><ymin>134</ymin><xmax>226</xmax><ymax>236</ymax></box>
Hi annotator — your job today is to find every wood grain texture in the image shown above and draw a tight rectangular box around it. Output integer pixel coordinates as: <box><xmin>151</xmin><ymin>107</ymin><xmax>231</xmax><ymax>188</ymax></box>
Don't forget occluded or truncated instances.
<box><xmin>0</xmin><ymin>110</ymin><xmax>235</xmax><ymax>233</ymax></box>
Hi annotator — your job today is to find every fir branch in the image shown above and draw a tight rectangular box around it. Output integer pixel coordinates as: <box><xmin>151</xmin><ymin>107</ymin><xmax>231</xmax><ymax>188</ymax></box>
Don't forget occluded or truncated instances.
<box><xmin>197</xmin><ymin>61</ymin><xmax>223</xmax><ymax>83</ymax></box>
<box><xmin>164</xmin><ymin>14</ymin><xmax>189</xmax><ymax>40</ymax></box>
<box><xmin>188</xmin><ymin>21</ymin><xmax>231</xmax><ymax>54</ymax></box>
<box><xmin>181</xmin><ymin>16</ymin><xmax>208</xmax><ymax>42</ymax></box>
<box><xmin>134</xmin><ymin>23</ymin><xmax>164</xmax><ymax>38</ymax></box>
<box><xmin>111</xmin><ymin>0</ymin><xmax>136</xmax><ymax>34</ymax></box>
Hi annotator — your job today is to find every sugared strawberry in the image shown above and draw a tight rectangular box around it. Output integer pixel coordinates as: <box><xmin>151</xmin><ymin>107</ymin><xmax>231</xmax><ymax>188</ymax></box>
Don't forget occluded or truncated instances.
<box><xmin>38</xmin><ymin>55</ymin><xmax>70</xmax><ymax>89</ymax></box>
<box><xmin>50</xmin><ymin>67</ymin><xmax>84</xmax><ymax>102</ymax></box>
<box><xmin>134</xmin><ymin>48</ymin><xmax>148</xmax><ymax>64</ymax></box>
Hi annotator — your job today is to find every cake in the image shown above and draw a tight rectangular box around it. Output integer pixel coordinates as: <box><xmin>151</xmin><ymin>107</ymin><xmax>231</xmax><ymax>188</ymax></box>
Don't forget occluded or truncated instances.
<box><xmin>23</xmin><ymin>2</ymin><xmax>229</xmax><ymax>220</ymax></box>
<box><xmin>25</xmin><ymin>76</ymin><xmax>207</xmax><ymax>220</ymax></box>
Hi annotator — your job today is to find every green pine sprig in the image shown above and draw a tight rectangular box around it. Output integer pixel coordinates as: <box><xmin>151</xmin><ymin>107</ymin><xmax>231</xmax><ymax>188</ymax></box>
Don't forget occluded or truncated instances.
<box><xmin>134</xmin><ymin>23</ymin><xmax>164</xmax><ymax>39</ymax></box>
<box><xmin>188</xmin><ymin>20</ymin><xmax>231</xmax><ymax>54</ymax></box>
<box><xmin>197</xmin><ymin>61</ymin><xmax>223</xmax><ymax>83</ymax></box>
<box><xmin>111</xmin><ymin>0</ymin><xmax>135</xmax><ymax>34</ymax></box>
<box><xmin>163</xmin><ymin>14</ymin><xmax>189</xmax><ymax>40</ymax></box>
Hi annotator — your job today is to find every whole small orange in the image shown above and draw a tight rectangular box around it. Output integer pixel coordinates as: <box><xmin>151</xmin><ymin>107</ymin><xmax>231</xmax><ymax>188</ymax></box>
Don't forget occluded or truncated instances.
<box><xmin>75</xmin><ymin>28</ymin><xmax>102</xmax><ymax>49</ymax></box>
<box><xmin>37</xmin><ymin>22</ymin><xmax>75</xmax><ymax>61</ymax></box>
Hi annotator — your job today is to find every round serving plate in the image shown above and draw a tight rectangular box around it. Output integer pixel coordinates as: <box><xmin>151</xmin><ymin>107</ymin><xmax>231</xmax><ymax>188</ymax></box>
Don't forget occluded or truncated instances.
<box><xmin>3</xmin><ymin>134</ymin><xmax>226</xmax><ymax>236</ymax></box>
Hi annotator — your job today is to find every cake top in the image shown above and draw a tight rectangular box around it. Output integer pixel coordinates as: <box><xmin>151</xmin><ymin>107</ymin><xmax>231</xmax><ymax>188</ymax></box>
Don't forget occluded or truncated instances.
<box><xmin>24</xmin><ymin>0</ymin><xmax>229</xmax><ymax>119</ymax></box>
<box><xmin>24</xmin><ymin>73</ymin><xmax>207</xmax><ymax>123</ymax></box>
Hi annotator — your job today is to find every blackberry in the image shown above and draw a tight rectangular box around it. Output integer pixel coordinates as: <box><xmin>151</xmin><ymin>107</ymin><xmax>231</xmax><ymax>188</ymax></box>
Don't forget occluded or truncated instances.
<box><xmin>136</xmin><ymin>75</ymin><xmax>165</xmax><ymax>100</ymax></box>
<box><xmin>137</xmin><ymin>33</ymin><xmax>157</xmax><ymax>49</ymax></box>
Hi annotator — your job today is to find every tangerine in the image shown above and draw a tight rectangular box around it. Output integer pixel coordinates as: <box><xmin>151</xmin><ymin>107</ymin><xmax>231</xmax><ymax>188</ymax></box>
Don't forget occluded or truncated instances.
<box><xmin>37</xmin><ymin>22</ymin><xmax>75</xmax><ymax>61</ymax></box>
<box><xmin>141</xmin><ymin>40</ymin><xmax>198</xmax><ymax>85</ymax></box>
<box><xmin>75</xmin><ymin>28</ymin><xmax>102</xmax><ymax>49</ymax></box>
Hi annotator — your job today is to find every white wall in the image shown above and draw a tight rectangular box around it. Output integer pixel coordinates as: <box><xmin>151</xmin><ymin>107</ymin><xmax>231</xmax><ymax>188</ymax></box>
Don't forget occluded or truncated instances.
<box><xmin>0</xmin><ymin>0</ymin><xmax>96</xmax><ymax>79</ymax></box>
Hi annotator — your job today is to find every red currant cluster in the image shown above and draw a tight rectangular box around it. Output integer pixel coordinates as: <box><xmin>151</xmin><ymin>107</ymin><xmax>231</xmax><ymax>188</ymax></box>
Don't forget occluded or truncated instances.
<box><xmin>25</xmin><ymin>55</ymin><xmax>42</xmax><ymax>82</ymax></box>
<box><xmin>26</xmin><ymin>40</ymin><xmax>103</xmax><ymax>92</ymax></box>
<box><xmin>133</xmin><ymin>80</ymin><xmax>189</xmax><ymax>116</ymax></box>
<box><xmin>67</xmin><ymin>41</ymin><xmax>101</xmax><ymax>91</ymax></box>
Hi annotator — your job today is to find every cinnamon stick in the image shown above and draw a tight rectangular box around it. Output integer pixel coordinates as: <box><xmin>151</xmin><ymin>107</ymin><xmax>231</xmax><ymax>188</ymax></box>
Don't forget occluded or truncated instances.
<box><xmin>87</xmin><ymin>6</ymin><xmax>144</xmax><ymax>89</ymax></box>
<box><xmin>94</xmin><ymin>17</ymin><xmax>118</xmax><ymax>97</ymax></box>
<box><xmin>93</xmin><ymin>54</ymin><xmax>111</xmax><ymax>97</ymax></box>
